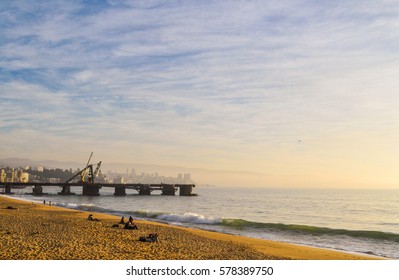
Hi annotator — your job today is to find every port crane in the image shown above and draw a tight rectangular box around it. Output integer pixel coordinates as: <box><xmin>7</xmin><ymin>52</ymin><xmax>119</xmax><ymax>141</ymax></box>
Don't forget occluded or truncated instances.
<box><xmin>65</xmin><ymin>153</ymin><xmax>103</xmax><ymax>184</ymax></box>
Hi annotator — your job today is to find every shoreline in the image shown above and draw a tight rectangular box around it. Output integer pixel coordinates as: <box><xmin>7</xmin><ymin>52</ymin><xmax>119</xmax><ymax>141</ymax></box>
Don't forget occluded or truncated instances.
<box><xmin>0</xmin><ymin>195</ymin><xmax>383</xmax><ymax>260</ymax></box>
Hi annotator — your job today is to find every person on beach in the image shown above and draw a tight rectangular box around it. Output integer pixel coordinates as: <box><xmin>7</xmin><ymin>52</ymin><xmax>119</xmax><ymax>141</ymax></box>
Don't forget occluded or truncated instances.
<box><xmin>119</xmin><ymin>216</ymin><xmax>125</xmax><ymax>224</ymax></box>
<box><xmin>139</xmin><ymin>233</ymin><xmax>158</xmax><ymax>242</ymax></box>
<box><xmin>124</xmin><ymin>216</ymin><xmax>138</xmax><ymax>229</ymax></box>
<box><xmin>87</xmin><ymin>214</ymin><xmax>100</xmax><ymax>221</ymax></box>
<box><xmin>148</xmin><ymin>233</ymin><xmax>158</xmax><ymax>242</ymax></box>
<box><xmin>124</xmin><ymin>221</ymin><xmax>138</xmax><ymax>229</ymax></box>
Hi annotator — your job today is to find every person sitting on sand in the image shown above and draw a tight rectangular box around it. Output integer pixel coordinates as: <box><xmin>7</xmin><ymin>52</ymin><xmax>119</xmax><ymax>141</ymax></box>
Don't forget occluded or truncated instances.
<box><xmin>124</xmin><ymin>219</ymin><xmax>138</xmax><ymax>230</ymax></box>
<box><xmin>87</xmin><ymin>214</ymin><xmax>100</xmax><ymax>221</ymax></box>
<box><xmin>119</xmin><ymin>216</ymin><xmax>125</xmax><ymax>224</ymax></box>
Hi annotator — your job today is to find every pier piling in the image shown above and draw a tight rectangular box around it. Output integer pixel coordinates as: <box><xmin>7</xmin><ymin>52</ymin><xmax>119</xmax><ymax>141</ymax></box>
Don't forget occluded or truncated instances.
<box><xmin>5</xmin><ymin>184</ymin><xmax>12</xmax><ymax>194</ymax></box>
<box><xmin>138</xmin><ymin>185</ymin><xmax>151</xmax><ymax>195</ymax></box>
<box><xmin>179</xmin><ymin>185</ymin><xmax>194</xmax><ymax>196</ymax></box>
<box><xmin>33</xmin><ymin>185</ymin><xmax>43</xmax><ymax>195</ymax></box>
<box><xmin>161</xmin><ymin>185</ymin><xmax>176</xmax><ymax>195</ymax></box>
<box><xmin>114</xmin><ymin>186</ymin><xmax>126</xmax><ymax>196</ymax></box>
<box><xmin>58</xmin><ymin>185</ymin><xmax>75</xmax><ymax>195</ymax></box>
<box><xmin>82</xmin><ymin>185</ymin><xmax>101</xmax><ymax>196</ymax></box>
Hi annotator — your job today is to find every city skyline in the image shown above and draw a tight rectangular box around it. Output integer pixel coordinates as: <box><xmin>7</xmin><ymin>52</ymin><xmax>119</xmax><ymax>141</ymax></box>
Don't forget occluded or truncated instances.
<box><xmin>0</xmin><ymin>163</ymin><xmax>194</xmax><ymax>186</ymax></box>
<box><xmin>1</xmin><ymin>1</ymin><xmax>399</xmax><ymax>188</ymax></box>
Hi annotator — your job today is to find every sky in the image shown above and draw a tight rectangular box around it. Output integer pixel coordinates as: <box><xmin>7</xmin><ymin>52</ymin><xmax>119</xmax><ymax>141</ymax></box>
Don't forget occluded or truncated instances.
<box><xmin>1</xmin><ymin>0</ymin><xmax>399</xmax><ymax>188</ymax></box>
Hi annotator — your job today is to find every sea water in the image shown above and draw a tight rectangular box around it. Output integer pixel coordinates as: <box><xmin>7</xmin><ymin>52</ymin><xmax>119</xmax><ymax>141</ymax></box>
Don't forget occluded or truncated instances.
<box><xmin>7</xmin><ymin>186</ymin><xmax>399</xmax><ymax>259</ymax></box>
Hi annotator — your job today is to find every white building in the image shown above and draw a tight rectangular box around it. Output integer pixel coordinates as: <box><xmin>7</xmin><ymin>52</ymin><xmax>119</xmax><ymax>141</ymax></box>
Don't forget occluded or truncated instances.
<box><xmin>20</xmin><ymin>172</ymin><xmax>29</xmax><ymax>183</ymax></box>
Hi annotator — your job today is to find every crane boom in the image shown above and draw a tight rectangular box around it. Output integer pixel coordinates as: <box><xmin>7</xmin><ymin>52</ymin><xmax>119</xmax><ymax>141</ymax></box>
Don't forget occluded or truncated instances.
<box><xmin>81</xmin><ymin>152</ymin><xmax>93</xmax><ymax>182</ymax></box>
<box><xmin>94</xmin><ymin>161</ymin><xmax>102</xmax><ymax>177</ymax></box>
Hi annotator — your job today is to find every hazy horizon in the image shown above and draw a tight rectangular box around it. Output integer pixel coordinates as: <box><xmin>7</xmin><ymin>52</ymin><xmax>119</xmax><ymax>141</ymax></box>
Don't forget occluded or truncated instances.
<box><xmin>1</xmin><ymin>1</ymin><xmax>398</xmax><ymax>189</ymax></box>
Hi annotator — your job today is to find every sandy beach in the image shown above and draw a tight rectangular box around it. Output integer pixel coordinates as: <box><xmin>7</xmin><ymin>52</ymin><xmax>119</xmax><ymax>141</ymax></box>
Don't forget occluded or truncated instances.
<box><xmin>0</xmin><ymin>195</ymin><xmax>381</xmax><ymax>260</ymax></box>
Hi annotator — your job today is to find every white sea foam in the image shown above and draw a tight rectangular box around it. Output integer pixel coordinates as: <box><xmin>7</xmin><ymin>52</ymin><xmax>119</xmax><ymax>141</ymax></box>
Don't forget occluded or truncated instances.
<box><xmin>64</xmin><ymin>203</ymin><xmax>78</xmax><ymax>208</ymax></box>
<box><xmin>156</xmin><ymin>212</ymin><xmax>221</xmax><ymax>225</ymax></box>
<box><xmin>81</xmin><ymin>203</ymin><xmax>95</xmax><ymax>207</ymax></box>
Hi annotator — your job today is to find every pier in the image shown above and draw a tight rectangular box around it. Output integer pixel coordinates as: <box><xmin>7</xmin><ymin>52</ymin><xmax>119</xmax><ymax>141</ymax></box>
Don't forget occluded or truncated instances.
<box><xmin>1</xmin><ymin>155</ymin><xmax>196</xmax><ymax>197</ymax></box>
<box><xmin>0</xmin><ymin>182</ymin><xmax>196</xmax><ymax>196</ymax></box>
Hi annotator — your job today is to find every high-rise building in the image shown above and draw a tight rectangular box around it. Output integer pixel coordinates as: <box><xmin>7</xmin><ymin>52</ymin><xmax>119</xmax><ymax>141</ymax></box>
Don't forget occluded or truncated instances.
<box><xmin>0</xmin><ymin>169</ymin><xmax>6</xmax><ymax>183</ymax></box>
<box><xmin>183</xmin><ymin>173</ymin><xmax>191</xmax><ymax>182</ymax></box>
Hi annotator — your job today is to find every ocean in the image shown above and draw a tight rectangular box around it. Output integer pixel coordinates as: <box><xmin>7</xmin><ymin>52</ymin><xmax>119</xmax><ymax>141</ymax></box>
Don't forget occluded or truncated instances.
<box><xmin>6</xmin><ymin>186</ymin><xmax>399</xmax><ymax>259</ymax></box>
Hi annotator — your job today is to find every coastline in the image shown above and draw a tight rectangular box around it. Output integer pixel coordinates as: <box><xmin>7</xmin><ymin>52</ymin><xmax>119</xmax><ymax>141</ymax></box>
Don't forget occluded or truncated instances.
<box><xmin>0</xmin><ymin>195</ymin><xmax>382</xmax><ymax>260</ymax></box>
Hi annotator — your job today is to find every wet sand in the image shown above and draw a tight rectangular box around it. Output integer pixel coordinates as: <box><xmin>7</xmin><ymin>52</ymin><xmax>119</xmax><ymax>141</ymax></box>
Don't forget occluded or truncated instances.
<box><xmin>0</xmin><ymin>195</ymin><xmax>381</xmax><ymax>260</ymax></box>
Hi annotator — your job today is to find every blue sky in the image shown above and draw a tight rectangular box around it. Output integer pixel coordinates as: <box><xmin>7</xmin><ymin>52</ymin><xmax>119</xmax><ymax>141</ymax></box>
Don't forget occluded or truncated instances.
<box><xmin>1</xmin><ymin>0</ymin><xmax>399</xmax><ymax>187</ymax></box>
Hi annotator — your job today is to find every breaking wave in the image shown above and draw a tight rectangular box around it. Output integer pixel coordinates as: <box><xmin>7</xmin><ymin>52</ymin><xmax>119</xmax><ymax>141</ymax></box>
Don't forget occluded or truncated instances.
<box><xmin>130</xmin><ymin>210</ymin><xmax>399</xmax><ymax>243</ymax></box>
<box><xmin>220</xmin><ymin>219</ymin><xmax>399</xmax><ymax>243</ymax></box>
<box><xmin>156</xmin><ymin>213</ymin><xmax>221</xmax><ymax>224</ymax></box>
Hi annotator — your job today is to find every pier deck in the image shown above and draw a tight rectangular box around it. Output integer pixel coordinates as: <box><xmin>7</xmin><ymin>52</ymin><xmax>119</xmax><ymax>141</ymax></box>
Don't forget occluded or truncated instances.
<box><xmin>0</xmin><ymin>182</ymin><xmax>196</xmax><ymax>196</ymax></box>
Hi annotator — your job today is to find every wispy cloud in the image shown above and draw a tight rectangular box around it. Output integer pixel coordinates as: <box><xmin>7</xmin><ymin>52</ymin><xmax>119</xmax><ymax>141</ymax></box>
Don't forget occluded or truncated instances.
<box><xmin>1</xmin><ymin>0</ymin><xmax>399</xmax><ymax>186</ymax></box>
